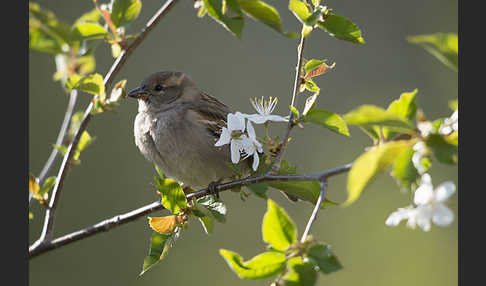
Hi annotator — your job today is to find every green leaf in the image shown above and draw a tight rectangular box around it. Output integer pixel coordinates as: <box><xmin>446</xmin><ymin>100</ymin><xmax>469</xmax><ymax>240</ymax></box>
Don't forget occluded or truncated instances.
<box><xmin>392</xmin><ymin>146</ymin><xmax>420</xmax><ymax>188</ymax></box>
<box><xmin>449</xmin><ymin>98</ymin><xmax>458</xmax><ymax>111</ymax></box>
<box><xmin>65</xmin><ymin>73</ymin><xmax>106</xmax><ymax>98</ymax></box>
<box><xmin>344</xmin><ymin>105</ymin><xmax>414</xmax><ymax>133</ymax></box>
<box><xmin>39</xmin><ymin>176</ymin><xmax>57</xmax><ymax>197</ymax></box>
<box><xmin>196</xmin><ymin>196</ymin><xmax>227</xmax><ymax>222</ymax></box>
<box><xmin>304</xmin><ymin>79</ymin><xmax>320</xmax><ymax>93</ymax></box>
<box><xmin>262</xmin><ymin>199</ymin><xmax>297</xmax><ymax>251</ymax></box>
<box><xmin>77</xmin><ymin>131</ymin><xmax>94</xmax><ymax>152</ymax></box>
<box><xmin>318</xmin><ymin>13</ymin><xmax>365</xmax><ymax>44</ymax></box>
<box><xmin>268</xmin><ymin>181</ymin><xmax>338</xmax><ymax>208</ymax></box>
<box><xmin>219</xmin><ymin>249</ymin><xmax>286</xmax><ymax>279</ymax></box>
<box><xmin>384</xmin><ymin>89</ymin><xmax>418</xmax><ymax>139</ymax></box>
<box><xmin>73</xmin><ymin>8</ymin><xmax>101</xmax><ymax>27</ymax></box>
<box><xmin>140</xmin><ymin>231</ymin><xmax>174</xmax><ymax>275</ymax></box>
<box><xmin>386</xmin><ymin>89</ymin><xmax>418</xmax><ymax>121</ymax></box>
<box><xmin>246</xmin><ymin>183</ymin><xmax>268</xmax><ymax>199</ymax></box>
<box><xmin>239</xmin><ymin>0</ymin><xmax>283</xmax><ymax>34</ymax></box>
<box><xmin>204</xmin><ymin>0</ymin><xmax>244</xmax><ymax>38</ymax></box>
<box><xmin>29</xmin><ymin>212</ymin><xmax>34</xmax><ymax>220</ymax></box>
<box><xmin>111</xmin><ymin>0</ymin><xmax>142</xmax><ymax>27</ymax></box>
<box><xmin>288</xmin><ymin>0</ymin><xmax>311</xmax><ymax>24</ymax></box>
<box><xmin>29</xmin><ymin>24</ymin><xmax>65</xmax><ymax>54</ymax></box>
<box><xmin>155</xmin><ymin>165</ymin><xmax>166</xmax><ymax>179</ymax></box>
<box><xmin>304</xmin><ymin>108</ymin><xmax>350</xmax><ymax>136</ymax></box>
<box><xmin>426</xmin><ymin>134</ymin><xmax>457</xmax><ymax>164</ymax></box>
<box><xmin>307</xmin><ymin>243</ymin><xmax>342</xmax><ymax>274</ymax></box>
<box><xmin>304</xmin><ymin>59</ymin><xmax>326</xmax><ymax>75</ymax></box>
<box><xmin>283</xmin><ymin>257</ymin><xmax>317</xmax><ymax>286</ymax></box>
<box><xmin>407</xmin><ymin>33</ymin><xmax>458</xmax><ymax>71</ymax></box>
<box><xmin>72</xmin><ymin>23</ymin><xmax>108</xmax><ymax>40</ymax></box>
<box><xmin>157</xmin><ymin>178</ymin><xmax>187</xmax><ymax>214</ymax></box>
<box><xmin>29</xmin><ymin>3</ymin><xmax>73</xmax><ymax>46</ymax></box>
<box><xmin>53</xmin><ymin>144</ymin><xmax>68</xmax><ymax>156</ymax></box>
<box><xmin>345</xmin><ymin>140</ymin><xmax>413</xmax><ymax>206</ymax></box>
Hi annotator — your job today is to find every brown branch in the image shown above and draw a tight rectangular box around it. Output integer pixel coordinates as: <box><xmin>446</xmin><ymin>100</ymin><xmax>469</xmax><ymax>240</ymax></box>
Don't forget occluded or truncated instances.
<box><xmin>29</xmin><ymin>163</ymin><xmax>351</xmax><ymax>258</ymax></box>
<box><xmin>30</xmin><ymin>0</ymin><xmax>180</xmax><ymax>250</ymax></box>
<box><xmin>270</xmin><ymin>30</ymin><xmax>306</xmax><ymax>173</ymax></box>
<box><xmin>30</xmin><ymin>90</ymin><xmax>78</xmax><ymax>205</ymax></box>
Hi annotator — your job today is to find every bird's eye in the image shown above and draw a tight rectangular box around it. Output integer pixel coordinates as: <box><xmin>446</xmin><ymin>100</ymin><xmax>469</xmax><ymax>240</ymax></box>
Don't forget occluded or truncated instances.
<box><xmin>154</xmin><ymin>84</ymin><xmax>163</xmax><ymax>91</ymax></box>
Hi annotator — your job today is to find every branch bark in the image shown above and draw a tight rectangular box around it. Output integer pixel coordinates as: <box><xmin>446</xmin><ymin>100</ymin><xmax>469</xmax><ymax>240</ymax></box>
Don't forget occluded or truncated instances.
<box><xmin>30</xmin><ymin>0</ymin><xmax>180</xmax><ymax>249</ymax></box>
<box><xmin>270</xmin><ymin>29</ymin><xmax>306</xmax><ymax>173</ymax></box>
<box><xmin>29</xmin><ymin>163</ymin><xmax>351</xmax><ymax>258</ymax></box>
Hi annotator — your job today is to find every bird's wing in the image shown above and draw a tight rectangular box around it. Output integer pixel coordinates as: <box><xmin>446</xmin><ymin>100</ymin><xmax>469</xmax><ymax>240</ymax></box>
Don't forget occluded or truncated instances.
<box><xmin>188</xmin><ymin>91</ymin><xmax>231</xmax><ymax>140</ymax></box>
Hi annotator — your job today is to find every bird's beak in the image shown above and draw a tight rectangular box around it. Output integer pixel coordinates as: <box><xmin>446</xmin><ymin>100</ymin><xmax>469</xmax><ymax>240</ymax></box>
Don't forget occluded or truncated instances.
<box><xmin>127</xmin><ymin>86</ymin><xmax>148</xmax><ymax>100</ymax></box>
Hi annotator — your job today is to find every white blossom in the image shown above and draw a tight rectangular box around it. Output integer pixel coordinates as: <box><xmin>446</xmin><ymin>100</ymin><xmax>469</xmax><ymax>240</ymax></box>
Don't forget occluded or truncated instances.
<box><xmin>385</xmin><ymin>173</ymin><xmax>455</xmax><ymax>231</ymax></box>
<box><xmin>412</xmin><ymin>141</ymin><xmax>428</xmax><ymax>174</ymax></box>
<box><xmin>215</xmin><ymin>112</ymin><xmax>247</xmax><ymax>163</ymax></box>
<box><xmin>417</xmin><ymin>121</ymin><xmax>434</xmax><ymax>137</ymax></box>
<box><xmin>244</xmin><ymin>97</ymin><xmax>289</xmax><ymax>124</ymax></box>
<box><xmin>439</xmin><ymin>110</ymin><xmax>458</xmax><ymax>135</ymax></box>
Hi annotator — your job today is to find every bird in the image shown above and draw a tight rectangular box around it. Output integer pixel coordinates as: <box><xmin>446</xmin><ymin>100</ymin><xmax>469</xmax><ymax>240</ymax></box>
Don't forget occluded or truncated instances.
<box><xmin>128</xmin><ymin>70</ymin><xmax>298</xmax><ymax>201</ymax></box>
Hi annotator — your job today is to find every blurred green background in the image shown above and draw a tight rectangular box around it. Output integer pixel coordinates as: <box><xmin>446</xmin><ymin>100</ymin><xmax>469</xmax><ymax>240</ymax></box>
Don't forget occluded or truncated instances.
<box><xmin>29</xmin><ymin>0</ymin><xmax>458</xmax><ymax>285</ymax></box>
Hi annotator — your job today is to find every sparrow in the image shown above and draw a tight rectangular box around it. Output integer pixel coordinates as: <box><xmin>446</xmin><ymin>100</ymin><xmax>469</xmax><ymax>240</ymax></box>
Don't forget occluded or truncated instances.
<box><xmin>128</xmin><ymin>71</ymin><xmax>298</xmax><ymax>201</ymax></box>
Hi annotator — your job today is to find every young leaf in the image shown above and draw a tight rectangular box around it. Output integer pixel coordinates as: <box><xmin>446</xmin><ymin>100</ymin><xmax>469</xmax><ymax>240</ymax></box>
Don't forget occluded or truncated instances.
<box><xmin>262</xmin><ymin>199</ymin><xmax>297</xmax><ymax>251</ymax></box>
<box><xmin>268</xmin><ymin>181</ymin><xmax>338</xmax><ymax>208</ymax></box>
<box><xmin>304</xmin><ymin>79</ymin><xmax>320</xmax><ymax>93</ymax></box>
<box><xmin>29</xmin><ymin>212</ymin><xmax>34</xmax><ymax>220</ymax></box>
<box><xmin>77</xmin><ymin>131</ymin><xmax>94</xmax><ymax>152</ymax></box>
<box><xmin>345</xmin><ymin>140</ymin><xmax>413</xmax><ymax>206</ymax></box>
<box><xmin>29</xmin><ymin>3</ymin><xmax>72</xmax><ymax>47</ymax></box>
<box><xmin>140</xmin><ymin>231</ymin><xmax>174</xmax><ymax>275</ymax></box>
<box><xmin>239</xmin><ymin>0</ymin><xmax>283</xmax><ymax>34</ymax></box>
<box><xmin>391</xmin><ymin>146</ymin><xmax>420</xmax><ymax>188</ymax></box>
<box><xmin>304</xmin><ymin>60</ymin><xmax>335</xmax><ymax>79</ymax></box>
<box><xmin>386</xmin><ymin>89</ymin><xmax>418</xmax><ymax>121</ymax></box>
<box><xmin>196</xmin><ymin>196</ymin><xmax>227</xmax><ymax>223</ymax></box>
<box><xmin>302</xmin><ymin>93</ymin><xmax>317</xmax><ymax>116</ymax></box>
<box><xmin>283</xmin><ymin>257</ymin><xmax>317</xmax><ymax>286</ymax></box>
<box><xmin>246</xmin><ymin>183</ymin><xmax>268</xmax><ymax>199</ymax></box>
<box><xmin>304</xmin><ymin>108</ymin><xmax>350</xmax><ymax>136</ymax></box>
<box><xmin>219</xmin><ymin>249</ymin><xmax>287</xmax><ymax>279</ymax></box>
<box><xmin>344</xmin><ymin>105</ymin><xmax>414</xmax><ymax>133</ymax></box>
<box><xmin>72</xmin><ymin>23</ymin><xmax>108</xmax><ymax>40</ymax></box>
<box><xmin>204</xmin><ymin>0</ymin><xmax>244</xmax><ymax>38</ymax></box>
<box><xmin>29</xmin><ymin>174</ymin><xmax>40</xmax><ymax>198</ymax></box>
<box><xmin>288</xmin><ymin>0</ymin><xmax>311</xmax><ymax>24</ymax></box>
<box><xmin>449</xmin><ymin>98</ymin><xmax>458</xmax><ymax>111</ymax></box>
<box><xmin>306</xmin><ymin>243</ymin><xmax>342</xmax><ymax>274</ymax></box>
<box><xmin>111</xmin><ymin>0</ymin><xmax>142</xmax><ymax>27</ymax></box>
<box><xmin>39</xmin><ymin>176</ymin><xmax>57</xmax><ymax>198</ymax></box>
<box><xmin>73</xmin><ymin>8</ymin><xmax>102</xmax><ymax>27</ymax></box>
<box><xmin>318</xmin><ymin>13</ymin><xmax>365</xmax><ymax>44</ymax></box>
<box><xmin>383</xmin><ymin>89</ymin><xmax>418</xmax><ymax>139</ymax></box>
<box><xmin>157</xmin><ymin>178</ymin><xmax>187</xmax><ymax>214</ymax></box>
<box><xmin>407</xmin><ymin>33</ymin><xmax>458</xmax><ymax>71</ymax></box>
<box><xmin>65</xmin><ymin>73</ymin><xmax>106</xmax><ymax>99</ymax></box>
<box><xmin>425</xmin><ymin>134</ymin><xmax>457</xmax><ymax>164</ymax></box>
<box><xmin>148</xmin><ymin>215</ymin><xmax>183</xmax><ymax>234</ymax></box>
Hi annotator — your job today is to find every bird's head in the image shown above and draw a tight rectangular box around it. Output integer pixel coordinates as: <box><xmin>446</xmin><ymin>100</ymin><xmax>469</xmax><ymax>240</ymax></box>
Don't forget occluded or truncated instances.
<box><xmin>128</xmin><ymin>71</ymin><xmax>197</xmax><ymax>110</ymax></box>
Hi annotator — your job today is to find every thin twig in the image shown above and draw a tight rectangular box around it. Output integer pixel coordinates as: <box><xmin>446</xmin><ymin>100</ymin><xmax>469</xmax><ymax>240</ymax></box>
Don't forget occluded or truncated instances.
<box><xmin>300</xmin><ymin>181</ymin><xmax>327</xmax><ymax>243</ymax></box>
<box><xmin>30</xmin><ymin>0</ymin><xmax>180</xmax><ymax>248</ymax></box>
<box><xmin>29</xmin><ymin>90</ymin><xmax>78</xmax><ymax>205</ymax></box>
<box><xmin>270</xmin><ymin>31</ymin><xmax>306</xmax><ymax>173</ymax></box>
<box><xmin>29</xmin><ymin>163</ymin><xmax>351</xmax><ymax>258</ymax></box>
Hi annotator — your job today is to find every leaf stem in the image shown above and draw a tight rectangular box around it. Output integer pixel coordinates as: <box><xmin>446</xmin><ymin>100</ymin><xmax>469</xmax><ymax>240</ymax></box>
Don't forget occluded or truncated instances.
<box><xmin>300</xmin><ymin>181</ymin><xmax>326</xmax><ymax>243</ymax></box>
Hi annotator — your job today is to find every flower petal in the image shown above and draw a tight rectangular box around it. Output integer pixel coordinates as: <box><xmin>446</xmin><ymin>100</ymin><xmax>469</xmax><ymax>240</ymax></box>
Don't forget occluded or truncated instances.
<box><xmin>266</xmin><ymin>115</ymin><xmax>289</xmax><ymax>122</ymax></box>
<box><xmin>434</xmin><ymin>181</ymin><xmax>456</xmax><ymax>202</ymax></box>
<box><xmin>246</xmin><ymin>120</ymin><xmax>256</xmax><ymax>139</ymax></box>
<box><xmin>245</xmin><ymin>114</ymin><xmax>268</xmax><ymax>124</ymax></box>
<box><xmin>214</xmin><ymin>127</ymin><xmax>230</xmax><ymax>146</ymax></box>
<box><xmin>385</xmin><ymin>207</ymin><xmax>411</xmax><ymax>227</ymax></box>
<box><xmin>414</xmin><ymin>179</ymin><xmax>434</xmax><ymax>205</ymax></box>
<box><xmin>432</xmin><ymin>204</ymin><xmax>454</xmax><ymax>226</ymax></box>
<box><xmin>228</xmin><ymin>112</ymin><xmax>246</xmax><ymax>132</ymax></box>
<box><xmin>230</xmin><ymin>140</ymin><xmax>240</xmax><ymax>164</ymax></box>
<box><xmin>415</xmin><ymin>205</ymin><xmax>433</xmax><ymax>231</ymax></box>
<box><xmin>252</xmin><ymin>152</ymin><xmax>260</xmax><ymax>171</ymax></box>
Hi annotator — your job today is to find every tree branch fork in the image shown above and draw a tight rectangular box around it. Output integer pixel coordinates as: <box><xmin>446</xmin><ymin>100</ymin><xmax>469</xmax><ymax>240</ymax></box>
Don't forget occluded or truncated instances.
<box><xmin>29</xmin><ymin>163</ymin><xmax>351</xmax><ymax>258</ymax></box>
